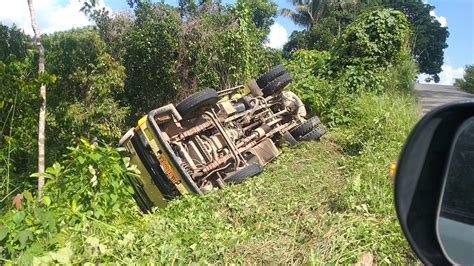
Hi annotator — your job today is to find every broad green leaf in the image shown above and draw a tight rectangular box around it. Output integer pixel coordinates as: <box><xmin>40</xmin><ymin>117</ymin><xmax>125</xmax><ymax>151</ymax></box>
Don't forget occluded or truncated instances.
<box><xmin>88</xmin><ymin>153</ymin><xmax>102</xmax><ymax>161</ymax></box>
<box><xmin>77</xmin><ymin>156</ymin><xmax>86</xmax><ymax>164</ymax></box>
<box><xmin>50</xmin><ymin>246</ymin><xmax>74</xmax><ymax>264</ymax></box>
<box><xmin>12</xmin><ymin>211</ymin><xmax>26</xmax><ymax>224</ymax></box>
<box><xmin>23</xmin><ymin>190</ymin><xmax>33</xmax><ymax>202</ymax></box>
<box><xmin>30</xmin><ymin>172</ymin><xmax>52</xmax><ymax>179</ymax></box>
<box><xmin>51</xmin><ymin>162</ymin><xmax>62</xmax><ymax>175</ymax></box>
<box><xmin>42</xmin><ymin>196</ymin><xmax>52</xmax><ymax>206</ymax></box>
<box><xmin>29</xmin><ymin>172</ymin><xmax>43</xmax><ymax>178</ymax></box>
<box><xmin>17</xmin><ymin>229</ymin><xmax>33</xmax><ymax>247</ymax></box>
<box><xmin>0</xmin><ymin>226</ymin><xmax>8</xmax><ymax>241</ymax></box>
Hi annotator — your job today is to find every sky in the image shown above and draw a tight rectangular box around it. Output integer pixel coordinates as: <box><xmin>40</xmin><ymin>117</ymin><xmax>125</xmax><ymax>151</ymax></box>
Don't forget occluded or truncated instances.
<box><xmin>0</xmin><ymin>0</ymin><xmax>472</xmax><ymax>85</ymax></box>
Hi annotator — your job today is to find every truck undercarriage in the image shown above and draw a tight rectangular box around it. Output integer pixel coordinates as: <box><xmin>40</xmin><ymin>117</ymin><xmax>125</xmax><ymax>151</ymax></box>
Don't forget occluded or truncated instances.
<box><xmin>119</xmin><ymin>65</ymin><xmax>325</xmax><ymax>212</ymax></box>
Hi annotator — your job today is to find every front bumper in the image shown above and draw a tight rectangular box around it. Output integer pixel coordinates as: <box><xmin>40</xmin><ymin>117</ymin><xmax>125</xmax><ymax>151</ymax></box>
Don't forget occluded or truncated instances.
<box><xmin>120</xmin><ymin>105</ymin><xmax>202</xmax><ymax>212</ymax></box>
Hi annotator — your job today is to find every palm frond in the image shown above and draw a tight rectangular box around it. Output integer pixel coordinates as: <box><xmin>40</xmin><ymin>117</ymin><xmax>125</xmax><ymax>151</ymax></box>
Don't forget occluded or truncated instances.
<box><xmin>286</xmin><ymin>0</ymin><xmax>306</xmax><ymax>6</ymax></box>
<box><xmin>280</xmin><ymin>7</ymin><xmax>295</xmax><ymax>17</ymax></box>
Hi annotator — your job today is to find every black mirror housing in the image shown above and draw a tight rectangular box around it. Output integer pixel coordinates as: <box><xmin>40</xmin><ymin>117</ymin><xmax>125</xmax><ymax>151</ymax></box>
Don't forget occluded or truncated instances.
<box><xmin>395</xmin><ymin>100</ymin><xmax>474</xmax><ymax>264</ymax></box>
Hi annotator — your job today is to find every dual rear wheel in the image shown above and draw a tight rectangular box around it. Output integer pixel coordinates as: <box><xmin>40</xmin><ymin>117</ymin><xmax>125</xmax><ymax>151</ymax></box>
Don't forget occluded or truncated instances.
<box><xmin>289</xmin><ymin>116</ymin><xmax>325</xmax><ymax>142</ymax></box>
<box><xmin>256</xmin><ymin>64</ymin><xmax>292</xmax><ymax>96</ymax></box>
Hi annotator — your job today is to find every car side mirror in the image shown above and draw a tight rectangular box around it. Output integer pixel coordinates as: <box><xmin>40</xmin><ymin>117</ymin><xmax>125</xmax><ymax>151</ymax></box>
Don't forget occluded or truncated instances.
<box><xmin>395</xmin><ymin>101</ymin><xmax>474</xmax><ymax>265</ymax></box>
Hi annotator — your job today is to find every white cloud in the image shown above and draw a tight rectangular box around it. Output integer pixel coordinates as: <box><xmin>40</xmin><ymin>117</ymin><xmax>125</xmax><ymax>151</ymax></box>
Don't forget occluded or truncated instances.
<box><xmin>418</xmin><ymin>65</ymin><xmax>465</xmax><ymax>85</ymax></box>
<box><xmin>430</xmin><ymin>10</ymin><xmax>447</xmax><ymax>27</ymax></box>
<box><xmin>0</xmin><ymin>0</ymin><xmax>111</xmax><ymax>35</ymax></box>
<box><xmin>265</xmin><ymin>22</ymin><xmax>289</xmax><ymax>49</ymax></box>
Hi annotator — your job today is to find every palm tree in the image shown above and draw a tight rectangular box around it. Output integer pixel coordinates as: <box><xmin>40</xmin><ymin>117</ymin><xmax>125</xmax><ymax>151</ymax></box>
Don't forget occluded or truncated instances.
<box><xmin>281</xmin><ymin>0</ymin><xmax>357</xmax><ymax>30</ymax></box>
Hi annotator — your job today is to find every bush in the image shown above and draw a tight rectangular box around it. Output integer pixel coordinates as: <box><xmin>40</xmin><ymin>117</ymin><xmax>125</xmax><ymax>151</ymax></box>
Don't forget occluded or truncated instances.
<box><xmin>43</xmin><ymin>28</ymin><xmax>128</xmax><ymax>163</ymax></box>
<box><xmin>455</xmin><ymin>65</ymin><xmax>474</xmax><ymax>93</ymax></box>
<box><xmin>0</xmin><ymin>140</ymin><xmax>139</xmax><ymax>263</ymax></box>
<box><xmin>382</xmin><ymin>52</ymin><xmax>418</xmax><ymax>94</ymax></box>
<box><xmin>0</xmin><ymin>204</ymin><xmax>60</xmax><ymax>264</ymax></box>
<box><xmin>332</xmin><ymin>9</ymin><xmax>410</xmax><ymax>72</ymax></box>
<box><xmin>285</xmin><ymin>9</ymin><xmax>416</xmax><ymax>127</ymax></box>
<box><xmin>39</xmin><ymin>139</ymin><xmax>138</xmax><ymax>223</ymax></box>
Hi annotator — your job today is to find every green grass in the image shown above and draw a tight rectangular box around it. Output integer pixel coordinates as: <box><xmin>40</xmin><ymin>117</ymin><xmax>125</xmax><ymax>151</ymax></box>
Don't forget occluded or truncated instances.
<box><xmin>26</xmin><ymin>92</ymin><xmax>421</xmax><ymax>264</ymax></box>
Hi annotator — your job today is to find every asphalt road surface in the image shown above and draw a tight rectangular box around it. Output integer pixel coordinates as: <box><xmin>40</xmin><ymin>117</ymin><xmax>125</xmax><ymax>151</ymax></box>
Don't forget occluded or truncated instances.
<box><xmin>414</xmin><ymin>83</ymin><xmax>474</xmax><ymax>114</ymax></box>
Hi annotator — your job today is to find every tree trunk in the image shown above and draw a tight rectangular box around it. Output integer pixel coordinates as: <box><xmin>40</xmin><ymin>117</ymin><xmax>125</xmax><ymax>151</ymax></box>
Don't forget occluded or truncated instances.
<box><xmin>27</xmin><ymin>0</ymin><xmax>46</xmax><ymax>203</ymax></box>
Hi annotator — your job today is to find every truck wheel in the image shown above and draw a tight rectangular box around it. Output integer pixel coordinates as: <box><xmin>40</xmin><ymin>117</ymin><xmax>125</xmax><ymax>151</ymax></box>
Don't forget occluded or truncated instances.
<box><xmin>176</xmin><ymin>89</ymin><xmax>218</xmax><ymax>119</ymax></box>
<box><xmin>300</xmin><ymin>125</ymin><xmax>325</xmax><ymax>141</ymax></box>
<box><xmin>246</xmin><ymin>79</ymin><xmax>263</xmax><ymax>97</ymax></box>
<box><xmin>262</xmin><ymin>73</ymin><xmax>292</xmax><ymax>96</ymax></box>
<box><xmin>283</xmin><ymin>131</ymin><xmax>298</xmax><ymax>146</ymax></box>
<box><xmin>290</xmin><ymin>116</ymin><xmax>321</xmax><ymax>140</ymax></box>
<box><xmin>224</xmin><ymin>163</ymin><xmax>262</xmax><ymax>184</ymax></box>
<box><xmin>256</xmin><ymin>64</ymin><xmax>286</xmax><ymax>89</ymax></box>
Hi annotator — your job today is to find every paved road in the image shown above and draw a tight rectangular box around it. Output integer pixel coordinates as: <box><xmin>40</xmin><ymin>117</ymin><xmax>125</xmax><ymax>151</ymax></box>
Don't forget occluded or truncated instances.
<box><xmin>414</xmin><ymin>83</ymin><xmax>474</xmax><ymax>114</ymax></box>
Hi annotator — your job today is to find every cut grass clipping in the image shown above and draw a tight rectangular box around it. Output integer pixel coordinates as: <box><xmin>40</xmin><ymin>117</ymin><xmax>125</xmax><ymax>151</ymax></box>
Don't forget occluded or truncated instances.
<box><xmin>30</xmin><ymin>92</ymin><xmax>421</xmax><ymax>264</ymax></box>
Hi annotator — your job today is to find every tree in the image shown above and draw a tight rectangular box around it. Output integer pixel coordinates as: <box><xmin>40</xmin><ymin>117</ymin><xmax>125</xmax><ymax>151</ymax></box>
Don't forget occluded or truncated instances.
<box><xmin>281</xmin><ymin>0</ymin><xmax>328</xmax><ymax>29</ymax></box>
<box><xmin>118</xmin><ymin>1</ymin><xmax>281</xmax><ymax>120</ymax></box>
<box><xmin>283</xmin><ymin>16</ymin><xmax>340</xmax><ymax>55</ymax></box>
<box><xmin>42</xmin><ymin>28</ymin><xmax>127</xmax><ymax>161</ymax></box>
<box><xmin>333</xmin><ymin>9</ymin><xmax>410</xmax><ymax>70</ymax></box>
<box><xmin>237</xmin><ymin>0</ymin><xmax>277</xmax><ymax>37</ymax></box>
<box><xmin>283</xmin><ymin>0</ymin><xmax>448</xmax><ymax>80</ymax></box>
<box><xmin>381</xmin><ymin>0</ymin><xmax>449</xmax><ymax>82</ymax></box>
<box><xmin>280</xmin><ymin>0</ymin><xmax>357</xmax><ymax>29</ymax></box>
<box><xmin>178</xmin><ymin>0</ymin><xmax>214</xmax><ymax>18</ymax></box>
<box><xmin>0</xmin><ymin>24</ymin><xmax>30</xmax><ymax>62</ymax></box>
<box><xmin>281</xmin><ymin>0</ymin><xmax>358</xmax><ymax>55</ymax></box>
<box><xmin>455</xmin><ymin>65</ymin><xmax>474</xmax><ymax>93</ymax></box>
<box><xmin>0</xmin><ymin>24</ymin><xmax>38</xmax><ymax>197</ymax></box>
<box><xmin>122</xmin><ymin>3</ymin><xmax>182</xmax><ymax>120</ymax></box>
<box><xmin>27</xmin><ymin>0</ymin><xmax>47</xmax><ymax>203</ymax></box>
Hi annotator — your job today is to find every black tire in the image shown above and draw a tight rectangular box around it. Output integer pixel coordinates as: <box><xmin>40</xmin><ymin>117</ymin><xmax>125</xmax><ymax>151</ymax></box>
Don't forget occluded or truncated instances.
<box><xmin>224</xmin><ymin>163</ymin><xmax>262</xmax><ymax>184</ymax></box>
<box><xmin>176</xmin><ymin>89</ymin><xmax>218</xmax><ymax>119</ymax></box>
<box><xmin>282</xmin><ymin>131</ymin><xmax>298</xmax><ymax>146</ymax></box>
<box><xmin>300</xmin><ymin>125</ymin><xmax>325</xmax><ymax>141</ymax></box>
<box><xmin>262</xmin><ymin>73</ymin><xmax>292</xmax><ymax>96</ymax></box>
<box><xmin>256</xmin><ymin>65</ymin><xmax>286</xmax><ymax>89</ymax></box>
<box><xmin>290</xmin><ymin>116</ymin><xmax>321</xmax><ymax>140</ymax></box>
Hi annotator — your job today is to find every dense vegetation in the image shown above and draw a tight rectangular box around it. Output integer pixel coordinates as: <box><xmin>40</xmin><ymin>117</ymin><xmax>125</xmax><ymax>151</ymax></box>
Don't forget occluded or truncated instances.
<box><xmin>282</xmin><ymin>0</ymin><xmax>448</xmax><ymax>82</ymax></box>
<box><xmin>455</xmin><ymin>65</ymin><xmax>474</xmax><ymax>93</ymax></box>
<box><xmin>0</xmin><ymin>0</ymin><xmax>441</xmax><ymax>263</ymax></box>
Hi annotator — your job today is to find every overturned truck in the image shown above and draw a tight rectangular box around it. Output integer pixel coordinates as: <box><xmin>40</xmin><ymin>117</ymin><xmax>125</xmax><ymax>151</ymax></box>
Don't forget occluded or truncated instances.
<box><xmin>119</xmin><ymin>65</ymin><xmax>325</xmax><ymax>212</ymax></box>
